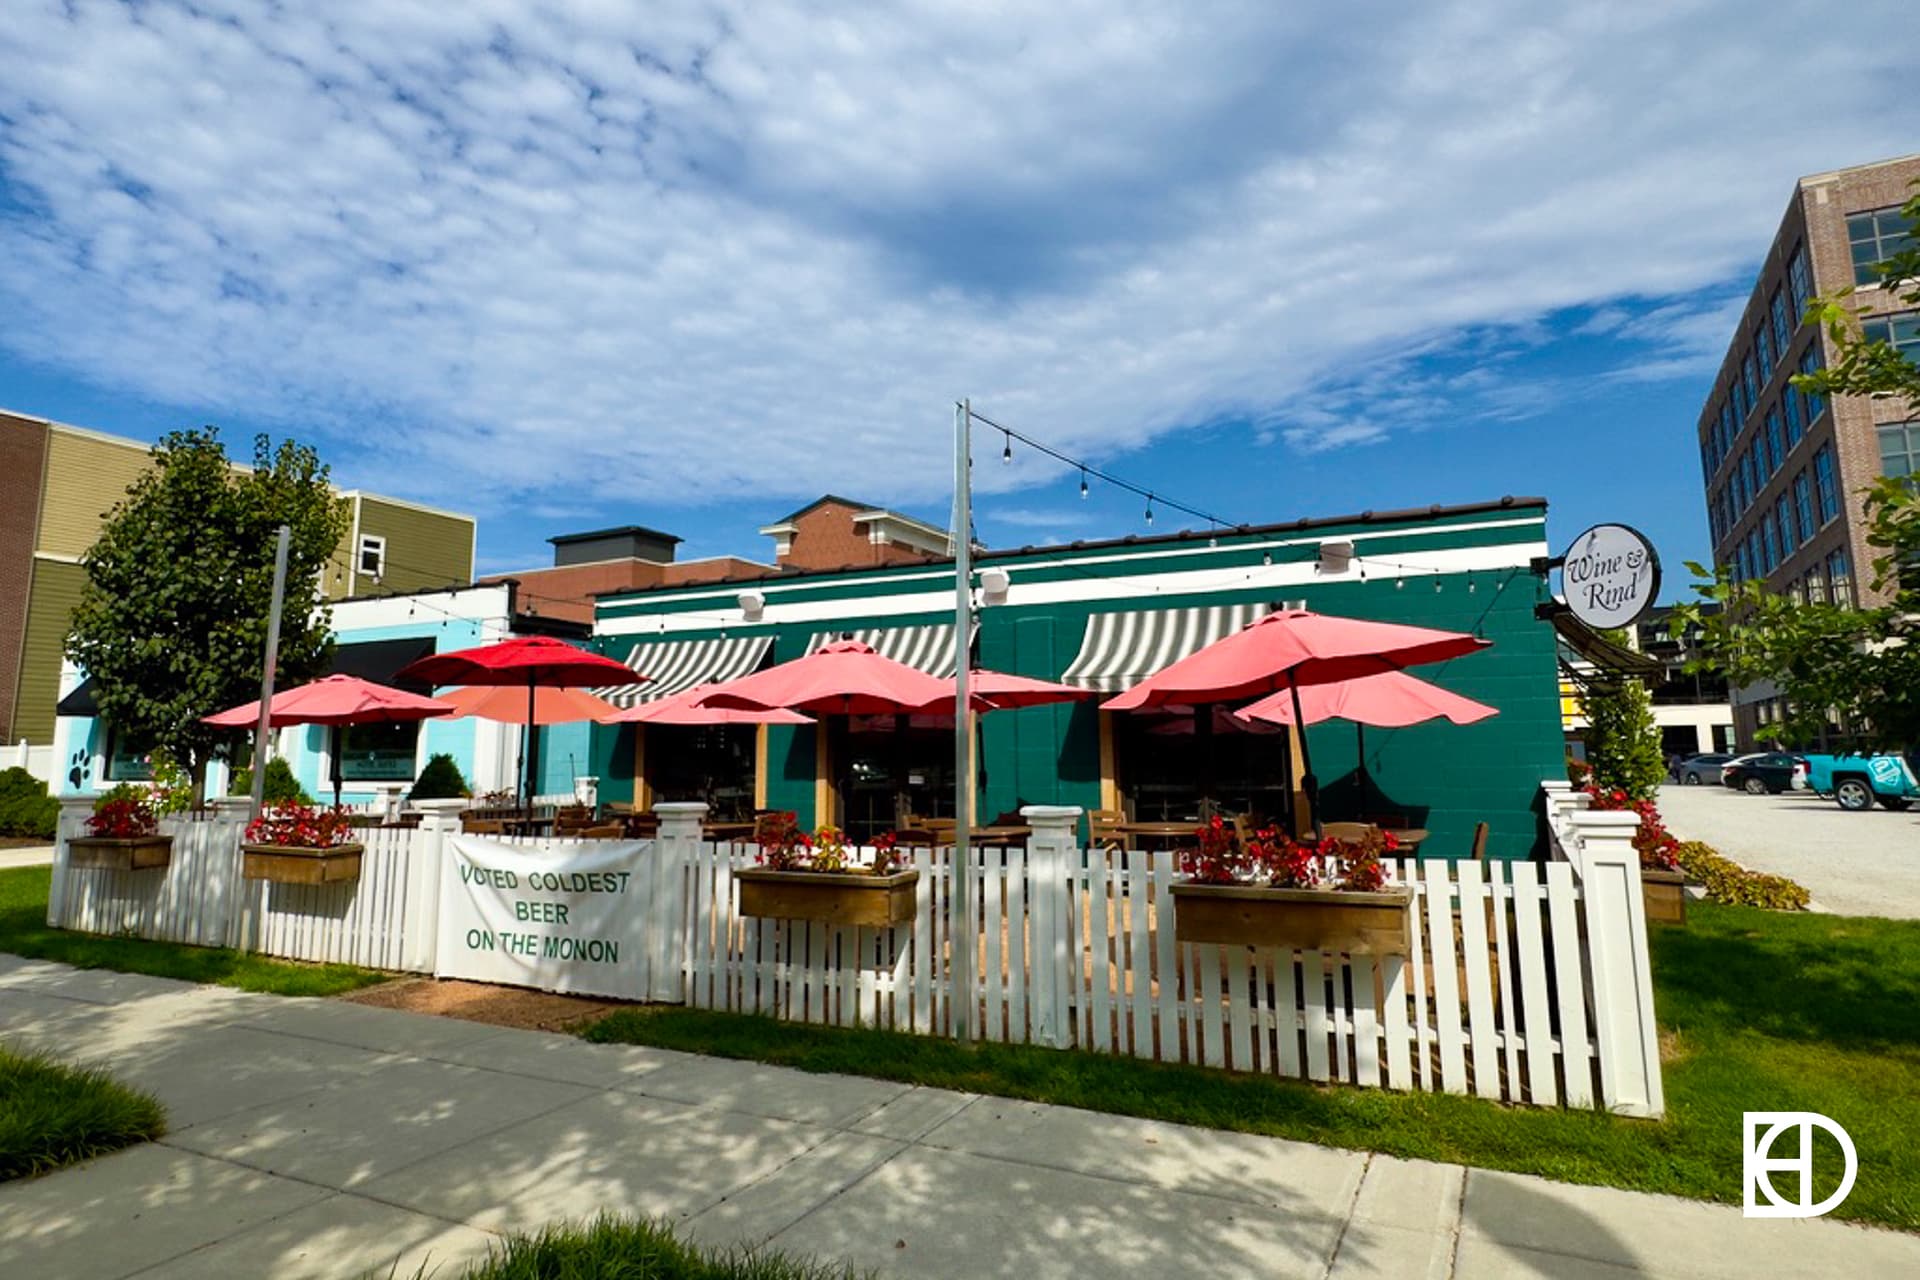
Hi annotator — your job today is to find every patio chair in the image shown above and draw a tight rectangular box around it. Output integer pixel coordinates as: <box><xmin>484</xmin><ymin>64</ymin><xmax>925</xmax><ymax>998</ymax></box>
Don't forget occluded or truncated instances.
<box><xmin>1469</xmin><ymin>820</ymin><xmax>1490</xmax><ymax>865</ymax></box>
<box><xmin>1321</xmin><ymin>821</ymin><xmax>1376</xmax><ymax>843</ymax></box>
<box><xmin>1087</xmin><ymin>809</ymin><xmax>1126</xmax><ymax>851</ymax></box>
<box><xmin>576</xmin><ymin>823</ymin><xmax>624</xmax><ymax>839</ymax></box>
<box><xmin>460</xmin><ymin>817</ymin><xmax>507</xmax><ymax>835</ymax></box>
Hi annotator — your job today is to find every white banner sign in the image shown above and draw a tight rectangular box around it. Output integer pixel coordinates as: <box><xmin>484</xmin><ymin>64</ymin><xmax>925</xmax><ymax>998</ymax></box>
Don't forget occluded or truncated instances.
<box><xmin>435</xmin><ymin>836</ymin><xmax>654</xmax><ymax>1000</ymax></box>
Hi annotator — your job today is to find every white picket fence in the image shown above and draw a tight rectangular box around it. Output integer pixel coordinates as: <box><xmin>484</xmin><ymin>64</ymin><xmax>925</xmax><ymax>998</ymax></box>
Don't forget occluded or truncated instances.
<box><xmin>680</xmin><ymin>836</ymin><xmax>1627</xmax><ymax>1109</ymax></box>
<box><xmin>43</xmin><ymin>788</ymin><xmax>1662</xmax><ymax>1115</ymax></box>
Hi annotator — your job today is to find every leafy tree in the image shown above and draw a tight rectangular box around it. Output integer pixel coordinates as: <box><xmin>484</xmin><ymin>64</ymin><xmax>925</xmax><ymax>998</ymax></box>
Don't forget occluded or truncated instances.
<box><xmin>66</xmin><ymin>429</ymin><xmax>349</xmax><ymax>803</ymax></box>
<box><xmin>1673</xmin><ymin>182</ymin><xmax>1920</xmax><ymax>751</ymax></box>
<box><xmin>228</xmin><ymin>757</ymin><xmax>313</xmax><ymax>805</ymax></box>
<box><xmin>1582</xmin><ymin>673</ymin><xmax>1665</xmax><ymax>801</ymax></box>
<box><xmin>408</xmin><ymin>753</ymin><xmax>470</xmax><ymax>801</ymax></box>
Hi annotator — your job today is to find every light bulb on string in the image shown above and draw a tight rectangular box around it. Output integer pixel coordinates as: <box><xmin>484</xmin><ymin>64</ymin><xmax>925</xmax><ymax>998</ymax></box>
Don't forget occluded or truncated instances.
<box><xmin>1002</xmin><ymin>432</ymin><xmax>1012</xmax><ymax>464</ymax></box>
<box><xmin>1144</xmin><ymin>495</ymin><xmax>1154</xmax><ymax>525</ymax></box>
<box><xmin>1467</xmin><ymin>573</ymin><xmax>1477</xmax><ymax>594</ymax></box>
<box><xmin>1261</xmin><ymin>551</ymin><xmax>1273</xmax><ymax>567</ymax></box>
<box><xmin>1433</xmin><ymin>571</ymin><xmax>1443</xmax><ymax>593</ymax></box>
<box><xmin>1395</xmin><ymin>573</ymin><xmax>1404</xmax><ymax>590</ymax></box>
<box><xmin>1079</xmin><ymin>468</ymin><xmax>1089</xmax><ymax>499</ymax></box>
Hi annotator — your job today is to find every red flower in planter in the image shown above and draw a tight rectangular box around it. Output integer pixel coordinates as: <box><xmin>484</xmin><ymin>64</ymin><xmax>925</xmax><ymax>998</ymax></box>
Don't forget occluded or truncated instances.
<box><xmin>245</xmin><ymin>802</ymin><xmax>356</xmax><ymax>849</ymax></box>
<box><xmin>870</xmin><ymin>831</ymin><xmax>903</xmax><ymax>877</ymax></box>
<box><xmin>754</xmin><ymin>811</ymin><xmax>812</xmax><ymax>870</ymax></box>
<box><xmin>1178</xmin><ymin>816</ymin><xmax>1250</xmax><ymax>885</ymax></box>
<box><xmin>86</xmin><ymin>787</ymin><xmax>158</xmax><ymax>838</ymax></box>
<box><xmin>1582</xmin><ymin>785</ymin><xmax>1682</xmax><ymax>872</ymax></box>
<box><xmin>1248</xmin><ymin>827</ymin><xmax>1323</xmax><ymax>889</ymax></box>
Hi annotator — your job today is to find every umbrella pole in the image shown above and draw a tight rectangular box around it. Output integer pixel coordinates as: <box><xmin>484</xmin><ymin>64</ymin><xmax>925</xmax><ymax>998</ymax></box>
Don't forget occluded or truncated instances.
<box><xmin>524</xmin><ymin>676</ymin><xmax>536</xmax><ymax>817</ymax></box>
<box><xmin>330</xmin><ymin>724</ymin><xmax>343</xmax><ymax>809</ymax></box>
<box><xmin>1290</xmin><ymin>675</ymin><xmax>1321</xmax><ymax>841</ymax></box>
<box><xmin>1356</xmin><ymin>722</ymin><xmax>1367</xmax><ymax>816</ymax></box>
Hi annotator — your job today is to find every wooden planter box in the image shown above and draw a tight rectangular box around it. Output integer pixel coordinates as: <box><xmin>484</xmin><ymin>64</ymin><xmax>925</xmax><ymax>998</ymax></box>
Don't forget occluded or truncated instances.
<box><xmin>67</xmin><ymin>835</ymin><xmax>173</xmax><ymax>872</ymax></box>
<box><xmin>242</xmin><ymin>842</ymin><xmax>365</xmax><ymax>885</ymax></box>
<box><xmin>734</xmin><ymin>867</ymin><xmax>920</xmax><ymax>927</ymax></box>
<box><xmin>1643</xmin><ymin>867</ymin><xmax>1687</xmax><ymax>926</ymax></box>
<box><xmin>1171</xmin><ymin>881</ymin><xmax>1415</xmax><ymax>954</ymax></box>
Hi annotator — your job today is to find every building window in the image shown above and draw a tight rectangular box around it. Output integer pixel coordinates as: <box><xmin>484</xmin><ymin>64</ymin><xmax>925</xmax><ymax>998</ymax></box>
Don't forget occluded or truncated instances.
<box><xmin>1760</xmin><ymin>513</ymin><xmax>1779</xmax><ymax>574</ymax></box>
<box><xmin>356</xmin><ymin>534</ymin><xmax>386</xmax><ymax>580</ymax></box>
<box><xmin>1757</xmin><ymin>323</ymin><xmax>1775</xmax><ymax>379</ymax></box>
<box><xmin>1776</xmin><ymin>494</ymin><xmax>1797</xmax><ymax>554</ymax></box>
<box><xmin>1742</xmin><ymin>353</ymin><xmax>1759</xmax><ymax>408</ymax></box>
<box><xmin>104</xmin><ymin>727</ymin><xmax>156</xmax><ymax>782</ymax></box>
<box><xmin>1720</xmin><ymin>400</ymin><xmax>1735</xmax><ymax>454</ymax></box>
<box><xmin>1847</xmin><ymin>205</ymin><xmax>1918</xmax><ymax>287</ymax></box>
<box><xmin>1828</xmin><ymin>548</ymin><xmax>1853</xmax><ymax>606</ymax></box>
<box><xmin>1784</xmin><ymin>381</ymin><xmax>1804</xmax><ymax>444</ymax></box>
<box><xmin>338</xmin><ymin>720</ymin><xmax>419</xmax><ymax>782</ymax></box>
<box><xmin>1771</xmin><ymin>287</ymin><xmax>1792</xmax><ymax>353</ymax></box>
<box><xmin>1765</xmin><ymin>409</ymin><xmax>1784</xmax><ymax>475</ymax></box>
<box><xmin>1799</xmin><ymin>347</ymin><xmax>1826</xmax><ymax>423</ymax></box>
<box><xmin>1882</xmin><ymin>421</ymin><xmax>1920</xmax><ymax>482</ymax></box>
<box><xmin>1814</xmin><ymin>445</ymin><xmax>1840</xmax><ymax>525</ymax></box>
<box><xmin>1789</xmin><ymin>244</ymin><xmax>1813</xmax><ymax>314</ymax></box>
<box><xmin>1793</xmin><ymin>471</ymin><xmax>1815</xmax><ymax>545</ymax></box>
<box><xmin>1861</xmin><ymin>311</ymin><xmax>1920</xmax><ymax>364</ymax></box>
<box><xmin>1806</xmin><ymin>560</ymin><xmax>1828</xmax><ymax>603</ymax></box>
<box><xmin>1733</xmin><ymin>541</ymin><xmax>1749</xmax><ymax>583</ymax></box>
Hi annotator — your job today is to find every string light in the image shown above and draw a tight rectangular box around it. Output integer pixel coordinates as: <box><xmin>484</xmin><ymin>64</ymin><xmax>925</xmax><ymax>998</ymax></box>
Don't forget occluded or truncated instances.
<box><xmin>1261</xmin><ymin>551</ymin><xmax>1273</xmax><ymax>567</ymax></box>
<box><xmin>1144</xmin><ymin>495</ymin><xmax>1154</xmax><ymax>525</ymax></box>
<box><xmin>1002</xmin><ymin>432</ymin><xmax>1012</xmax><ymax>464</ymax></box>
<box><xmin>1079</xmin><ymin>468</ymin><xmax>1089</xmax><ymax>499</ymax></box>
<box><xmin>1433</xmin><ymin>570</ymin><xmax>1443</xmax><ymax>592</ymax></box>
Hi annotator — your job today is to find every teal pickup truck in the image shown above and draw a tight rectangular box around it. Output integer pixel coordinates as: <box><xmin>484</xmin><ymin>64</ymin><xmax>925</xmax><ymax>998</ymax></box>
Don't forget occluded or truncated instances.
<box><xmin>1801</xmin><ymin>753</ymin><xmax>1920</xmax><ymax>812</ymax></box>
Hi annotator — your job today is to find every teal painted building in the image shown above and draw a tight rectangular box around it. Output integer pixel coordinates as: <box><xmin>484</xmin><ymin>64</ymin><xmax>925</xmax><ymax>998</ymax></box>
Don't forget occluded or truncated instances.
<box><xmin>586</xmin><ymin>499</ymin><xmax>1564</xmax><ymax>861</ymax></box>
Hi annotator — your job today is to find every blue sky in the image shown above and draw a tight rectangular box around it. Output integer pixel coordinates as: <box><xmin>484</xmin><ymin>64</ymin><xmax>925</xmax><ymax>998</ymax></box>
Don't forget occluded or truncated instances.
<box><xmin>1</xmin><ymin>3</ymin><xmax>1915</xmax><ymax>596</ymax></box>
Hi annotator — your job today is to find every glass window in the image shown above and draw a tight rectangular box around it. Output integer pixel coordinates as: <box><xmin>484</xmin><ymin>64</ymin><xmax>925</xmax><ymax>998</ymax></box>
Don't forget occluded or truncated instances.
<box><xmin>1742</xmin><ymin>354</ymin><xmax>1759</xmax><ymax>406</ymax></box>
<box><xmin>1799</xmin><ymin>347</ymin><xmax>1825</xmax><ymax>422</ymax></box>
<box><xmin>1881</xmin><ymin>421</ymin><xmax>1920</xmax><ymax>480</ymax></box>
<box><xmin>1828</xmin><ymin>548</ymin><xmax>1853</xmax><ymax>605</ymax></box>
<box><xmin>1789</xmin><ymin>244</ymin><xmax>1813</xmax><ymax>313</ymax></box>
<box><xmin>1814</xmin><ymin>445</ymin><xmax>1839</xmax><ymax>524</ymax></box>
<box><xmin>1721</xmin><ymin>400</ymin><xmax>1735</xmax><ymax>451</ymax></box>
<box><xmin>1766</xmin><ymin>409</ymin><xmax>1784</xmax><ymax>474</ymax></box>
<box><xmin>1733</xmin><ymin>541</ymin><xmax>1749</xmax><ymax>583</ymax></box>
<box><xmin>1760</xmin><ymin>513</ymin><xmax>1779</xmax><ymax>573</ymax></box>
<box><xmin>1861</xmin><ymin>311</ymin><xmax>1920</xmax><ymax>363</ymax></box>
<box><xmin>1794</xmin><ymin>471</ymin><xmax>1815</xmax><ymax>544</ymax></box>
<box><xmin>104</xmin><ymin>727</ymin><xmax>156</xmax><ymax>782</ymax></box>
<box><xmin>338</xmin><ymin>721</ymin><xmax>419</xmax><ymax>782</ymax></box>
<box><xmin>1776</xmin><ymin>495</ymin><xmax>1797</xmax><ymax>553</ymax></box>
<box><xmin>1848</xmin><ymin>205</ymin><xmax>1919</xmax><ymax>286</ymax></box>
<box><xmin>1806</xmin><ymin>561</ymin><xmax>1828</xmax><ymax>603</ymax></box>
<box><xmin>1771</xmin><ymin>287</ymin><xmax>1792</xmax><ymax>352</ymax></box>
<box><xmin>1784</xmin><ymin>379</ymin><xmax>1803</xmax><ymax>444</ymax></box>
<box><xmin>1744</xmin><ymin>448</ymin><xmax>1759</xmax><ymax>507</ymax></box>
<box><xmin>1757</xmin><ymin>324</ymin><xmax>1775</xmax><ymax>379</ymax></box>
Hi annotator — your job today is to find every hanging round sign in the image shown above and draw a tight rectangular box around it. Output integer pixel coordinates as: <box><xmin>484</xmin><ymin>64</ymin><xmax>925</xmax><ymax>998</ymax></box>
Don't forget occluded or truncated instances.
<box><xmin>1560</xmin><ymin>523</ymin><xmax>1660</xmax><ymax>629</ymax></box>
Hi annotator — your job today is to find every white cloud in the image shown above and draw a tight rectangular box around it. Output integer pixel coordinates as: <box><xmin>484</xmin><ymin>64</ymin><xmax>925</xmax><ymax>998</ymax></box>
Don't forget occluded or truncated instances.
<box><xmin>0</xmin><ymin>0</ymin><xmax>1913</xmax><ymax>538</ymax></box>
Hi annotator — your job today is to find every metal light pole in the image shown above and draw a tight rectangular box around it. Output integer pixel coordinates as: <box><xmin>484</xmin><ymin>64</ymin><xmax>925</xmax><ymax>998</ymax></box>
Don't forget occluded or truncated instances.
<box><xmin>248</xmin><ymin>524</ymin><xmax>292</xmax><ymax>823</ymax></box>
<box><xmin>951</xmin><ymin>400</ymin><xmax>975</xmax><ymax>1042</ymax></box>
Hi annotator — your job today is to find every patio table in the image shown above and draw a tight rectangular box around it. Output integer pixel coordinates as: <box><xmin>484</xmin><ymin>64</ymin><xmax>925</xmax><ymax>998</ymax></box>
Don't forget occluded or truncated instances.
<box><xmin>1115</xmin><ymin>820</ymin><xmax>1194</xmax><ymax>850</ymax></box>
<box><xmin>703</xmin><ymin>821</ymin><xmax>756</xmax><ymax>841</ymax></box>
<box><xmin>1382</xmin><ymin>827</ymin><xmax>1430</xmax><ymax>850</ymax></box>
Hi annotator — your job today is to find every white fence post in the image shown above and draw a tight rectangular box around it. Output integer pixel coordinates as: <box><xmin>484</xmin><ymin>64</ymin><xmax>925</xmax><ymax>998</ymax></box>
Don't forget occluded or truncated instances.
<box><xmin>1021</xmin><ymin>804</ymin><xmax>1082</xmax><ymax>1050</ymax></box>
<box><xmin>1569</xmin><ymin>808</ymin><xmax>1664</xmax><ymax>1118</ymax></box>
<box><xmin>651</xmin><ymin>802</ymin><xmax>707</xmax><ymax>1004</ymax></box>
<box><xmin>48</xmin><ymin>796</ymin><xmax>92</xmax><ymax>928</ymax></box>
<box><xmin>412</xmin><ymin>799</ymin><xmax>467</xmax><ymax>974</ymax></box>
<box><xmin>203</xmin><ymin>796</ymin><xmax>252</xmax><ymax>949</ymax></box>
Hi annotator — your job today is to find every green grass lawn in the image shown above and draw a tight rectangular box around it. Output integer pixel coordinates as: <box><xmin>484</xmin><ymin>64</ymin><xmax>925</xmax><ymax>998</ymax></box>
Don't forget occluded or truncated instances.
<box><xmin>587</xmin><ymin>902</ymin><xmax>1920</xmax><ymax>1232</ymax></box>
<box><xmin>0</xmin><ymin>865</ymin><xmax>392</xmax><ymax>997</ymax></box>
<box><xmin>451</xmin><ymin>1216</ymin><xmax>867</xmax><ymax>1280</ymax></box>
<box><xmin>0</xmin><ymin>1043</ymin><xmax>166</xmax><ymax>1181</ymax></box>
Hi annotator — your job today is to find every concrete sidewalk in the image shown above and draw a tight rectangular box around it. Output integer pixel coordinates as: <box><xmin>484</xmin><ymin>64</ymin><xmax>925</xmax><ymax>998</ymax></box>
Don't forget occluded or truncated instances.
<box><xmin>0</xmin><ymin>846</ymin><xmax>54</xmax><ymax>869</ymax></box>
<box><xmin>3</xmin><ymin>958</ymin><xmax>1916</xmax><ymax>1280</ymax></box>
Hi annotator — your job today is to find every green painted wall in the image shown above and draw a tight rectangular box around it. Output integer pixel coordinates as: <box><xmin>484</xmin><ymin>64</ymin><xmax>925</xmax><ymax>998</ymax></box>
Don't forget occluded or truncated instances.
<box><xmin>589</xmin><ymin>504</ymin><xmax>1563</xmax><ymax>858</ymax></box>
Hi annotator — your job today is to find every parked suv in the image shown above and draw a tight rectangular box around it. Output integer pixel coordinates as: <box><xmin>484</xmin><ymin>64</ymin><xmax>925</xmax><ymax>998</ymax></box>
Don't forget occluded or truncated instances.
<box><xmin>1801</xmin><ymin>753</ymin><xmax>1920</xmax><ymax>812</ymax></box>
<box><xmin>1673</xmin><ymin>752</ymin><xmax>1736</xmax><ymax>785</ymax></box>
<box><xmin>1721</xmin><ymin>753</ymin><xmax>1808</xmax><ymax>795</ymax></box>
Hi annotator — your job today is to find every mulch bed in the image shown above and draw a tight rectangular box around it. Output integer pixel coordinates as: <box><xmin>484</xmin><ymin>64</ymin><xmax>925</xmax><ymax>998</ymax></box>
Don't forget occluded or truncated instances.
<box><xmin>338</xmin><ymin>977</ymin><xmax>625</xmax><ymax>1033</ymax></box>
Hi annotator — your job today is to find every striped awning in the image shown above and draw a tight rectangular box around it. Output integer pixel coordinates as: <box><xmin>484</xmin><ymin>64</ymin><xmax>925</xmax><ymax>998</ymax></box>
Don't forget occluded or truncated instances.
<box><xmin>1061</xmin><ymin>603</ymin><xmax>1270</xmax><ymax>692</ymax></box>
<box><xmin>598</xmin><ymin>635</ymin><xmax>774</xmax><ymax>709</ymax></box>
<box><xmin>806</xmin><ymin>624</ymin><xmax>959</xmax><ymax>678</ymax></box>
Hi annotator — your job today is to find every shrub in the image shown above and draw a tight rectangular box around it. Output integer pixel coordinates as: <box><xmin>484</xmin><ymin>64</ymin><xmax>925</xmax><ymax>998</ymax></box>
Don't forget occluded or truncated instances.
<box><xmin>408</xmin><ymin>752</ymin><xmax>470</xmax><ymax>801</ymax></box>
<box><xmin>226</xmin><ymin>757</ymin><xmax>311</xmax><ymax>805</ymax></box>
<box><xmin>1583</xmin><ymin>674</ymin><xmax>1665</xmax><ymax>801</ymax></box>
<box><xmin>0</xmin><ymin>768</ymin><xmax>58</xmax><ymax>840</ymax></box>
<box><xmin>1672</xmin><ymin>839</ymin><xmax>1811</xmax><ymax>911</ymax></box>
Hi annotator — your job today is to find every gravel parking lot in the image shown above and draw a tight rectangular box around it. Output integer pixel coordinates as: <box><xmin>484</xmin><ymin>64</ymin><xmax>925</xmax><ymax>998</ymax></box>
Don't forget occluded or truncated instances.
<box><xmin>1658</xmin><ymin>782</ymin><xmax>1920</xmax><ymax>919</ymax></box>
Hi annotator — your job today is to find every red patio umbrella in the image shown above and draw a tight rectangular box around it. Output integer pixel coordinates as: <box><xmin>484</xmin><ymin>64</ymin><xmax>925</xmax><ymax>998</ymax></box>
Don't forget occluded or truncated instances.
<box><xmin>1102</xmin><ymin>610</ymin><xmax>1490</xmax><ymax>836</ymax></box>
<box><xmin>602</xmin><ymin>684</ymin><xmax>813</xmax><ymax>726</ymax></box>
<box><xmin>397</xmin><ymin>636</ymin><xmax>645</xmax><ymax>808</ymax></box>
<box><xmin>1233</xmin><ymin>666</ymin><xmax>1498</xmax><ymax>814</ymax></box>
<box><xmin>694</xmin><ymin>641</ymin><xmax>987</xmax><ymax>716</ymax></box>
<box><xmin>920</xmin><ymin>669</ymin><xmax>1099</xmax><ymax>713</ymax></box>
<box><xmin>438</xmin><ymin>685</ymin><xmax>621</xmax><ymax>725</ymax></box>
<box><xmin>203</xmin><ymin>675</ymin><xmax>454</xmax><ymax>807</ymax></box>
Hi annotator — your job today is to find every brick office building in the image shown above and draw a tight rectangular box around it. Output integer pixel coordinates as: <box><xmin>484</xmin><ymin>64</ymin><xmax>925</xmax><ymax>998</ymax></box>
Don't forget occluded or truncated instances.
<box><xmin>1693</xmin><ymin>153</ymin><xmax>1920</xmax><ymax>745</ymax></box>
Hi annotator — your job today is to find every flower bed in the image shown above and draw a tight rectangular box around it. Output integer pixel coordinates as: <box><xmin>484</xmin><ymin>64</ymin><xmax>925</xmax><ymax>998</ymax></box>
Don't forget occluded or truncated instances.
<box><xmin>242</xmin><ymin>802</ymin><xmax>363</xmax><ymax>885</ymax></box>
<box><xmin>67</xmin><ymin>785</ymin><xmax>172</xmax><ymax>872</ymax></box>
<box><xmin>1170</xmin><ymin>818</ymin><xmax>1414</xmax><ymax>953</ymax></box>
<box><xmin>734</xmin><ymin>814</ymin><xmax>919</xmax><ymax>927</ymax></box>
<box><xmin>1673</xmin><ymin>840</ymin><xmax>1810</xmax><ymax>911</ymax></box>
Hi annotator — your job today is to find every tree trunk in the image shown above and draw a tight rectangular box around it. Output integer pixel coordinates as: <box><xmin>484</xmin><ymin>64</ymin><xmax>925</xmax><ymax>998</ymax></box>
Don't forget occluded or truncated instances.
<box><xmin>188</xmin><ymin>752</ymin><xmax>209</xmax><ymax>812</ymax></box>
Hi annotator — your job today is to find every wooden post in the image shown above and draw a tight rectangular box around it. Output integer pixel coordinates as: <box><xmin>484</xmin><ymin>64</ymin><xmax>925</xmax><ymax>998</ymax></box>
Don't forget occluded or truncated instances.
<box><xmin>652</xmin><ymin>801</ymin><xmax>708</xmax><ymax>1004</ymax></box>
<box><xmin>411</xmin><ymin>798</ymin><xmax>466</xmax><ymax>975</ymax></box>
<box><xmin>1568</xmin><ymin>807</ymin><xmax>1664</xmax><ymax>1118</ymax></box>
<box><xmin>1021</xmin><ymin>803</ymin><xmax>1083</xmax><ymax>1049</ymax></box>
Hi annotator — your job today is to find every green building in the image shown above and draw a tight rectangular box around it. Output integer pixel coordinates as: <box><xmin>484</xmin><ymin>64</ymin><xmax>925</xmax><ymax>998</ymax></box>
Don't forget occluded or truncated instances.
<box><xmin>584</xmin><ymin>497</ymin><xmax>1564</xmax><ymax>862</ymax></box>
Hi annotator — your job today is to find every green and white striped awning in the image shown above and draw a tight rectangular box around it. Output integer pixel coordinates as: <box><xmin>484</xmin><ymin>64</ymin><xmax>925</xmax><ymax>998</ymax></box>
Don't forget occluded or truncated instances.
<box><xmin>1061</xmin><ymin>603</ymin><xmax>1270</xmax><ymax>692</ymax></box>
<box><xmin>806</xmin><ymin>624</ymin><xmax>959</xmax><ymax>678</ymax></box>
<box><xmin>598</xmin><ymin>634</ymin><xmax>774</xmax><ymax>709</ymax></box>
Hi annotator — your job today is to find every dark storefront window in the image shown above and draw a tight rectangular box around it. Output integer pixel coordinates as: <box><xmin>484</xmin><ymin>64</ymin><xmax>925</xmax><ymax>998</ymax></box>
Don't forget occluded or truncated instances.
<box><xmin>648</xmin><ymin>725</ymin><xmax>758</xmax><ymax>822</ymax></box>
<box><xmin>339</xmin><ymin>721</ymin><xmax>419</xmax><ymax>782</ymax></box>
<box><xmin>836</xmin><ymin>717</ymin><xmax>956</xmax><ymax>843</ymax></box>
<box><xmin>1115</xmin><ymin>711</ymin><xmax>1294</xmax><ymax>825</ymax></box>
<box><xmin>104</xmin><ymin>727</ymin><xmax>156</xmax><ymax>781</ymax></box>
